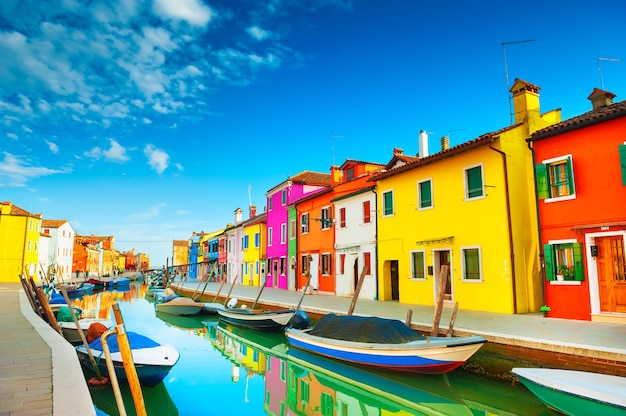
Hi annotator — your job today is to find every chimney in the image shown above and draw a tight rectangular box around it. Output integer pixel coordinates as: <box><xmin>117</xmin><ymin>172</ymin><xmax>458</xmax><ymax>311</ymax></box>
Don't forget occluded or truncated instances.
<box><xmin>393</xmin><ymin>148</ymin><xmax>404</xmax><ymax>156</ymax></box>
<box><xmin>510</xmin><ymin>79</ymin><xmax>540</xmax><ymax>124</ymax></box>
<box><xmin>234</xmin><ymin>208</ymin><xmax>243</xmax><ymax>224</ymax></box>
<box><xmin>249</xmin><ymin>205</ymin><xmax>257</xmax><ymax>219</ymax></box>
<box><xmin>588</xmin><ymin>88</ymin><xmax>616</xmax><ymax>110</ymax></box>
<box><xmin>441</xmin><ymin>136</ymin><xmax>450</xmax><ymax>151</ymax></box>
<box><xmin>418</xmin><ymin>130</ymin><xmax>429</xmax><ymax>157</ymax></box>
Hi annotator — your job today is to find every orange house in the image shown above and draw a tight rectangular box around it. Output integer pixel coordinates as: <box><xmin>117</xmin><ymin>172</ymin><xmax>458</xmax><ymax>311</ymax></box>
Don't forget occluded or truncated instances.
<box><xmin>530</xmin><ymin>89</ymin><xmax>626</xmax><ymax>322</ymax></box>
<box><xmin>296</xmin><ymin>160</ymin><xmax>384</xmax><ymax>294</ymax></box>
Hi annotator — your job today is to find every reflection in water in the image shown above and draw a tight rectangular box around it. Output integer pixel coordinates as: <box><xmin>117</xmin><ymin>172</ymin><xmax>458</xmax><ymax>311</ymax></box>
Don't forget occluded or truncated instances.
<box><xmin>78</xmin><ymin>284</ymin><xmax>557</xmax><ymax>416</ymax></box>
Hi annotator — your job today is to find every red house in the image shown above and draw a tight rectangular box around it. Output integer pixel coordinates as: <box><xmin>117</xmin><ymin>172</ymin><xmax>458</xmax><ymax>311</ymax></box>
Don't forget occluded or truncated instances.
<box><xmin>530</xmin><ymin>89</ymin><xmax>626</xmax><ymax>322</ymax></box>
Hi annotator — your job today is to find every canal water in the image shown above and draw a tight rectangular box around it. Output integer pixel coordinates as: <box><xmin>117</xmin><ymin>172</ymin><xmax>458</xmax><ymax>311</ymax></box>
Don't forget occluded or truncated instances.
<box><xmin>71</xmin><ymin>284</ymin><xmax>559</xmax><ymax>416</ymax></box>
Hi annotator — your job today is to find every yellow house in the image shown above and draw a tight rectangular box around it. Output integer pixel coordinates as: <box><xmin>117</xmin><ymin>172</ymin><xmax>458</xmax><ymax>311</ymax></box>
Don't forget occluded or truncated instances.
<box><xmin>242</xmin><ymin>212</ymin><xmax>267</xmax><ymax>286</ymax></box>
<box><xmin>374</xmin><ymin>79</ymin><xmax>561</xmax><ymax>314</ymax></box>
<box><xmin>0</xmin><ymin>202</ymin><xmax>43</xmax><ymax>282</ymax></box>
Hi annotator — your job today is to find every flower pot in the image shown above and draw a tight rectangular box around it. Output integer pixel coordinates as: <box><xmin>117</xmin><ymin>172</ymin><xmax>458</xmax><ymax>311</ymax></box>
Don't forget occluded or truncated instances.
<box><xmin>556</xmin><ymin>274</ymin><xmax>564</xmax><ymax>281</ymax></box>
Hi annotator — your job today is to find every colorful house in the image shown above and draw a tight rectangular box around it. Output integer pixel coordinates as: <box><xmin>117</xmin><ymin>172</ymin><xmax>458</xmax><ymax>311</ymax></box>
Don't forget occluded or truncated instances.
<box><xmin>0</xmin><ymin>202</ymin><xmax>42</xmax><ymax>282</ymax></box>
<box><xmin>172</xmin><ymin>239</ymin><xmax>189</xmax><ymax>273</ymax></box>
<box><xmin>188</xmin><ymin>232</ymin><xmax>202</xmax><ymax>278</ymax></box>
<box><xmin>41</xmin><ymin>219</ymin><xmax>76</xmax><ymax>280</ymax></box>
<box><xmin>265</xmin><ymin>171</ymin><xmax>330</xmax><ymax>289</ymax></box>
<box><xmin>242</xmin><ymin>208</ymin><xmax>266</xmax><ymax>286</ymax></box>
<box><xmin>225</xmin><ymin>208</ymin><xmax>245</xmax><ymax>284</ymax></box>
<box><xmin>529</xmin><ymin>89</ymin><xmax>626</xmax><ymax>323</ymax></box>
<box><xmin>372</xmin><ymin>79</ymin><xmax>561</xmax><ymax>314</ymax></box>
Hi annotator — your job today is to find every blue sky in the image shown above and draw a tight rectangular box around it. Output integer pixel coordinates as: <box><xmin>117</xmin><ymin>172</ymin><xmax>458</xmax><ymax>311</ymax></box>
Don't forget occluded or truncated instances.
<box><xmin>2</xmin><ymin>0</ymin><xmax>625</xmax><ymax>268</ymax></box>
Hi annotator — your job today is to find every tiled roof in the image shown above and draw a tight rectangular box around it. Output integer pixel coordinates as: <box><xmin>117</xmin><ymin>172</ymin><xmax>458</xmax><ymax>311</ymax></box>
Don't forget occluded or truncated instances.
<box><xmin>288</xmin><ymin>170</ymin><xmax>331</xmax><ymax>186</ymax></box>
<box><xmin>42</xmin><ymin>219</ymin><xmax>67</xmax><ymax>228</ymax></box>
<box><xmin>173</xmin><ymin>240</ymin><xmax>189</xmax><ymax>247</ymax></box>
<box><xmin>1</xmin><ymin>202</ymin><xmax>41</xmax><ymax>217</ymax></box>
<box><xmin>531</xmin><ymin>99</ymin><xmax>626</xmax><ymax>140</ymax></box>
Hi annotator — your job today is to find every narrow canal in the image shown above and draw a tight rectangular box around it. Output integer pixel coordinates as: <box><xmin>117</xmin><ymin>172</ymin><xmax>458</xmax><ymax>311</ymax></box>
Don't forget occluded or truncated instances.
<box><xmin>71</xmin><ymin>284</ymin><xmax>559</xmax><ymax>416</ymax></box>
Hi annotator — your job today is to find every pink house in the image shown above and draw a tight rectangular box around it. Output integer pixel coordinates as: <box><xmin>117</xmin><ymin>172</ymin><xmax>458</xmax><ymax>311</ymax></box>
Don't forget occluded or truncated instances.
<box><xmin>265</xmin><ymin>171</ymin><xmax>330</xmax><ymax>289</ymax></box>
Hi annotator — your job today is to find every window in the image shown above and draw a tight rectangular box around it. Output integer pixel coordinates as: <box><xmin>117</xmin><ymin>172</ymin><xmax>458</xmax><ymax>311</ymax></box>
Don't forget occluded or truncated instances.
<box><xmin>462</xmin><ymin>247</ymin><xmax>482</xmax><ymax>280</ymax></box>
<box><xmin>243</xmin><ymin>235</ymin><xmax>249</xmax><ymax>249</ymax></box>
<box><xmin>301</xmin><ymin>255</ymin><xmax>309</xmax><ymax>274</ymax></box>
<box><xmin>382</xmin><ymin>190</ymin><xmax>394</xmax><ymax>216</ymax></box>
<box><xmin>339</xmin><ymin>207</ymin><xmax>346</xmax><ymax>228</ymax></box>
<box><xmin>254</xmin><ymin>232</ymin><xmax>260</xmax><ymax>248</ymax></box>
<box><xmin>280</xmin><ymin>257</ymin><xmax>286</xmax><ymax>275</ymax></box>
<box><xmin>345</xmin><ymin>167</ymin><xmax>354</xmax><ymax>181</ymax></box>
<box><xmin>289</xmin><ymin>219</ymin><xmax>296</xmax><ymax>239</ymax></box>
<box><xmin>339</xmin><ymin>253</ymin><xmax>346</xmax><ymax>274</ymax></box>
<box><xmin>363</xmin><ymin>200</ymin><xmax>371</xmax><ymax>223</ymax></box>
<box><xmin>281</xmin><ymin>189</ymin><xmax>287</xmax><ymax>205</ymax></box>
<box><xmin>268</xmin><ymin>197</ymin><xmax>273</xmax><ymax>211</ymax></box>
<box><xmin>321</xmin><ymin>253</ymin><xmax>332</xmax><ymax>275</ymax></box>
<box><xmin>300</xmin><ymin>380</ymin><xmax>310</xmax><ymax>403</ymax></box>
<box><xmin>620</xmin><ymin>144</ymin><xmax>626</xmax><ymax>185</ymax></box>
<box><xmin>418</xmin><ymin>179</ymin><xmax>433</xmax><ymax>209</ymax></box>
<box><xmin>268</xmin><ymin>227</ymin><xmax>273</xmax><ymax>246</ymax></box>
<box><xmin>255</xmin><ymin>261</ymin><xmax>259</xmax><ymax>274</ymax></box>
<box><xmin>27</xmin><ymin>240</ymin><xmax>31</xmax><ymax>251</ymax></box>
<box><xmin>320</xmin><ymin>207</ymin><xmax>331</xmax><ymax>230</ymax></box>
<box><xmin>301</xmin><ymin>213</ymin><xmax>309</xmax><ymax>233</ymax></box>
<box><xmin>281</xmin><ymin>223</ymin><xmax>287</xmax><ymax>244</ymax></box>
<box><xmin>321</xmin><ymin>392</ymin><xmax>334</xmax><ymax>416</ymax></box>
<box><xmin>535</xmin><ymin>156</ymin><xmax>575</xmax><ymax>200</ymax></box>
<box><xmin>544</xmin><ymin>242</ymin><xmax>584</xmax><ymax>281</ymax></box>
<box><xmin>465</xmin><ymin>165</ymin><xmax>484</xmax><ymax>199</ymax></box>
<box><xmin>363</xmin><ymin>252</ymin><xmax>371</xmax><ymax>275</ymax></box>
<box><xmin>411</xmin><ymin>251</ymin><xmax>426</xmax><ymax>279</ymax></box>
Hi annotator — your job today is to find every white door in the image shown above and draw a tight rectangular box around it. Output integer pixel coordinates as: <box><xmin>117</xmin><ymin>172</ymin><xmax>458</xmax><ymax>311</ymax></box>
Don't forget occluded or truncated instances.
<box><xmin>310</xmin><ymin>253</ymin><xmax>320</xmax><ymax>290</ymax></box>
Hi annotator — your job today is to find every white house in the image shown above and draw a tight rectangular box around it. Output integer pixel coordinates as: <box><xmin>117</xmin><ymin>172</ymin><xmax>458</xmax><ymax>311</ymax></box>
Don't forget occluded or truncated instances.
<box><xmin>41</xmin><ymin>219</ymin><xmax>75</xmax><ymax>281</ymax></box>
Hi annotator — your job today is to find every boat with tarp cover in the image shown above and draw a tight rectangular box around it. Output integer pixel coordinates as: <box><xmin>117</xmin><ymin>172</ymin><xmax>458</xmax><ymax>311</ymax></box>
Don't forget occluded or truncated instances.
<box><xmin>286</xmin><ymin>314</ymin><xmax>486</xmax><ymax>374</ymax></box>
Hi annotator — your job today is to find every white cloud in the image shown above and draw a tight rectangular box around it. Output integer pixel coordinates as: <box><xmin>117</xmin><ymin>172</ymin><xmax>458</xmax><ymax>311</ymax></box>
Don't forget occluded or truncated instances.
<box><xmin>6</xmin><ymin>133</ymin><xmax>18</xmax><ymax>140</ymax></box>
<box><xmin>144</xmin><ymin>144</ymin><xmax>169</xmax><ymax>174</ymax></box>
<box><xmin>0</xmin><ymin>152</ymin><xmax>68</xmax><ymax>187</ymax></box>
<box><xmin>153</xmin><ymin>0</ymin><xmax>214</xmax><ymax>27</ymax></box>
<box><xmin>45</xmin><ymin>140</ymin><xmax>59</xmax><ymax>154</ymax></box>
<box><xmin>246</xmin><ymin>26</ymin><xmax>270</xmax><ymax>41</ymax></box>
<box><xmin>84</xmin><ymin>139</ymin><xmax>129</xmax><ymax>163</ymax></box>
<box><xmin>175</xmin><ymin>163</ymin><xmax>183</xmax><ymax>172</ymax></box>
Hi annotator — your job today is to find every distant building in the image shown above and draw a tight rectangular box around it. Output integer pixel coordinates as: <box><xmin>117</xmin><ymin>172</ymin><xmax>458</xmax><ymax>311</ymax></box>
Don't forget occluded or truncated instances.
<box><xmin>0</xmin><ymin>202</ymin><xmax>42</xmax><ymax>282</ymax></box>
<box><xmin>42</xmin><ymin>219</ymin><xmax>76</xmax><ymax>280</ymax></box>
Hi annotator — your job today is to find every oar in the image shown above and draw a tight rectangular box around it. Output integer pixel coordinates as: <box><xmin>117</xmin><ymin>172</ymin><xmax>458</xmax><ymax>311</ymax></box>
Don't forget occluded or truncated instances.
<box><xmin>211</xmin><ymin>275</ymin><xmax>227</xmax><ymax>302</ymax></box>
<box><xmin>293</xmin><ymin>271</ymin><xmax>313</xmax><ymax>315</ymax></box>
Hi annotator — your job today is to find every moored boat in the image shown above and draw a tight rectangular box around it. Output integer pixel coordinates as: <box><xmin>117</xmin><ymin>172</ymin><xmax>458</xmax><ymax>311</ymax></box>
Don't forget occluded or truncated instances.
<box><xmin>58</xmin><ymin>318</ymin><xmax>114</xmax><ymax>344</ymax></box>
<box><xmin>285</xmin><ymin>314</ymin><xmax>486</xmax><ymax>374</ymax></box>
<box><xmin>76</xmin><ymin>331</ymin><xmax>180</xmax><ymax>387</ymax></box>
<box><xmin>155</xmin><ymin>296</ymin><xmax>203</xmax><ymax>316</ymax></box>
<box><xmin>200</xmin><ymin>302</ymin><xmax>225</xmax><ymax>314</ymax></box>
<box><xmin>217</xmin><ymin>306</ymin><xmax>297</xmax><ymax>332</ymax></box>
<box><xmin>511</xmin><ymin>367</ymin><xmax>626</xmax><ymax>416</ymax></box>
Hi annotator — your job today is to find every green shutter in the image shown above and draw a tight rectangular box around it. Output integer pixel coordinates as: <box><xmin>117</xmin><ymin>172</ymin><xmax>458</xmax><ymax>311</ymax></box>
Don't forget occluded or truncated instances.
<box><xmin>573</xmin><ymin>242</ymin><xmax>584</xmax><ymax>281</ymax></box>
<box><xmin>420</xmin><ymin>181</ymin><xmax>432</xmax><ymax>208</ymax></box>
<box><xmin>619</xmin><ymin>144</ymin><xmax>626</xmax><ymax>186</ymax></box>
<box><xmin>467</xmin><ymin>167</ymin><xmax>483</xmax><ymax>198</ymax></box>
<box><xmin>535</xmin><ymin>163</ymin><xmax>549</xmax><ymax>200</ymax></box>
<box><xmin>565</xmin><ymin>157</ymin><xmax>574</xmax><ymax>194</ymax></box>
<box><xmin>384</xmin><ymin>192</ymin><xmax>393</xmax><ymax>215</ymax></box>
<box><xmin>544</xmin><ymin>244</ymin><xmax>555</xmax><ymax>281</ymax></box>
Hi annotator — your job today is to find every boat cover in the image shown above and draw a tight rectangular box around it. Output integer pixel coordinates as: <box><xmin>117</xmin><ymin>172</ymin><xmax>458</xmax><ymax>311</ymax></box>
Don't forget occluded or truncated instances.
<box><xmin>88</xmin><ymin>331</ymin><xmax>160</xmax><ymax>353</ymax></box>
<box><xmin>56</xmin><ymin>306</ymin><xmax>79</xmax><ymax>322</ymax></box>
<box><xmin>309</xmin><ymin>314</ymin><xmax>426</xmax><ymax>344</ymax></box>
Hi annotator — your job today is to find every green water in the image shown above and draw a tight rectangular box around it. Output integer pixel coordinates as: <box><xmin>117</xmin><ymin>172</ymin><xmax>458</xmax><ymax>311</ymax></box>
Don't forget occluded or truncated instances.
<box><xmin>76</xmin><ymin>285</ymin><xmax>559</xmax><ymax>416</ymax></box>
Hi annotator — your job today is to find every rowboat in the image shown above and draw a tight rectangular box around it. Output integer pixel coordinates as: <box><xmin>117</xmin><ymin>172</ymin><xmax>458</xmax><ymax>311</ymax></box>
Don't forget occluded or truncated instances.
<box><xmin>76</xmin><ymin>331</ymin><xmax>179</xmax><ymax>387</ymax></box>
<box><xmin>217</xmin><ymin>306</ymin><xmax>297</xmax><ymax>332</ymax></box>
<box><xmin>511</xmin><ymin>367</ymin><xmax>626</xmax><ymax>416</ymax></box>
<box><xmin>285</xmin><ymin>314</ymin><xmax>486</xmax><ymax>374</ymax></box>
<box><xmin>155</xmin><ymin>296</ymin><xmax>203</xmax><ymax>316</ymax></box>
<box><xmin>58</xmin><ymin>318</ymin><xmax>114</xmax><ymax>344</ymax></box>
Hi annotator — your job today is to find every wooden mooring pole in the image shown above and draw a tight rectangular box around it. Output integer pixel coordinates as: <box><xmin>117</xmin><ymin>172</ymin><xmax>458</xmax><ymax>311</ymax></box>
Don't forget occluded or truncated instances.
<box><xmin>431</xmin><ymin>264</ymin><xmax>449</xmax><ymax>337</ymax></box>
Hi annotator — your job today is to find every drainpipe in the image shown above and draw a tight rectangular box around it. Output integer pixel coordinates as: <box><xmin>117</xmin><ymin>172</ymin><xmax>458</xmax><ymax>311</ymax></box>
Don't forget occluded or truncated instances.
<box><xmin>526</xmin><ymin>138</ymin><xmax>546</xmax><ymax>308</ymax></box>
<box><xmin>373</xmin><ymin>188</ymin><xmax>379</xmax><ymax>300</ymax></box>
<box><xmin>488</xmin><ymin>144</ymin><xmax>517</xmax><ymax>313</ymax></box>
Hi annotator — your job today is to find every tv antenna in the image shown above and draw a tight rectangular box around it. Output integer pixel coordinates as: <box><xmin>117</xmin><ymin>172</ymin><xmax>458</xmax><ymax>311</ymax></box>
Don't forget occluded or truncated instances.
<box><xmin>502</xmin><ymin>39</ymin><xmax>536</xmax><ymax>124</ymax></box>
<box><xmin>597</xmin><ymin>57</ymin><xmax>621</xmax><ymax>89</ymax></box>
<box><xmin>331</xmin><ymin>130</ymin><xmax>345</xmax><ymax>166</ymax></box>
<box><xmin>446</xmin><ymin>128</ymin><xmax>466</xmax><ymax>139</ymax></box>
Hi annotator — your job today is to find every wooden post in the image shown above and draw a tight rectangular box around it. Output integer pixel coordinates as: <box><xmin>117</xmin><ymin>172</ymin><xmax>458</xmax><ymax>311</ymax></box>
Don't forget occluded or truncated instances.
<box><xmin>447</xmin><ymin>302</ymin><xmax>459</xmax><ymax>337</ymax></box>
<box><xmin>194</xmin><ymin>265</ymin><xmax>216</xmax><ymax>301</ymax></box>
<box><xmin>431</xmin><ymin>264</ymin><xmax>449</xmax><ymax>337</ymax></box>
<box><xmin>211</xmin><ymin>275</ymin><xmax>227</xmax><ymax>302</ymax></box>
<box><xmin>112</xmin><ymin>303</ymin><xmax>124</xmax><ymax>326</ymax></box>
<box><xmin>347</xmin><ymin>266</ymin><xmax>368</xmax><ymax>316</ymax></box>
<box><xmin>251</xmin><ymin>274</ymin><xmax>270</xmax><ymax>310</ymax></box>
<box><xmin>294</xmin><ymin>271</ymin><xmax>313</xmax><ymax>314</ymax></box>
<box><xmin>100</xmin><ymin>328</ymin><xmax>128</xmax><ymax>416</ymax></box>
<box><xmin>405</xmin><ymin>309</ymin><xmax>413</xmax><ymax>327</ymax></box>
<box><xmin>60</xmin><ymin>287</ymin><xmax>103</xmax><ymax>379</ymax></box>
<box><xmin>115</xmin><ymin>324</ymin><xmax>147</xmax><ymax>416</ymax></box>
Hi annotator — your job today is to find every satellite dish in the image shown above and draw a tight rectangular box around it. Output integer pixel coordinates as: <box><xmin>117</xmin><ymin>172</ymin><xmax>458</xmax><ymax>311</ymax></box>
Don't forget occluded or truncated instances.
<box><xmin>226</xmin><ymin>298</ymin><xmax>238</xmax><ymax>309</ymax></box>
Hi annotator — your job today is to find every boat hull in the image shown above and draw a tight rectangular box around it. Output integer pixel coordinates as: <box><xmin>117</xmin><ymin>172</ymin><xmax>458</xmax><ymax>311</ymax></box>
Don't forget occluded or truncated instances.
<box><xmin>512</xmin><ymin>368</ymin><xmax>626</xmax><ymax>416</ymax></box>
<box><xmin>217</xmin><ymin>308</ymin><xmax>295</xmax><ymax>331</ymax></box>
<box><xmin>286</xmin><ymin>329</ymin><xmax>486</xmax><ymax>374</ymax></box>
<box><xmin>76</xmin><ymin>343</ymin><xmax>179</xmax><ymax>387</ymax></box>
<box><xmin>201</xmin><ymin>302</ymin><xmax>225</xmax><ymax>314</ymax></box>
<box><xmin>59</xmin><ymin>318</ymin><xmax>113</xmax><ymax>343</ymax></box>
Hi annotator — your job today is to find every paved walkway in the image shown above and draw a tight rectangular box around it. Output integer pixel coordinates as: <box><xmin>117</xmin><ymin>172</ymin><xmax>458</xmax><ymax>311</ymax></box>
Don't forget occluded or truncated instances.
<box><xmin>0</xmin><ymin>283</ymin><xmax>95</xmax><ymax>416</ymax></box>
<box><xmin>174</xmin><ymin>280</ymin><xmax>626</xmax><ymax>362</ymax></box>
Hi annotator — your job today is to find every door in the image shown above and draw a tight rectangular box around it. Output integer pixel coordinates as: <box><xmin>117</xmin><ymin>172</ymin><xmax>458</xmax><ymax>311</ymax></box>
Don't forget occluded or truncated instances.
<box><xmin>390</xmin><ymin>260</ymin><xmax>399</xmax><ymax>301</ymax></box>
<box><xmin>309</xmin><ymin>253</ymin><xmax>320</xmax><ymax>290</ymax></box>
<box><xmin>434</xmin><ymin>250</ymin><xmax>452</xmax><ymax>302</ymax></box>
<box><xmin>353</xmin><ymin>258</ymin><xmax>359</xmax><ymax>293</ymax></box>
<box><xmin>596</xmin><ymin>236</ymin><xmax>626</xmax><ymax>313</ymax></box>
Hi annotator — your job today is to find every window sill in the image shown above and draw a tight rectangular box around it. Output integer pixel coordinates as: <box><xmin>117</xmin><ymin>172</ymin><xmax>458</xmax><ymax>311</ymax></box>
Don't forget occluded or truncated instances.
<box><xmin>549</xmin><ymin>280</ymin><xmax>581</xmax><ymax>286</ymax></box>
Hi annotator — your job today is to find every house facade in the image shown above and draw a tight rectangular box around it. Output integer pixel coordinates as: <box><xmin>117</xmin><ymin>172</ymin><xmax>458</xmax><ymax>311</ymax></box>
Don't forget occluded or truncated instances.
<box><xmin>265</xmin><ymin>171</ymin><xmax>330</xmax><ymax>289</ymax></box>
<box><xmin>373</xmin><ymin>79</ymin><xmax>561</xmax><ymax>314</ymax></box>
<box><xmin>242</xmin><ymin>209</ymin><xmax>266</xmax><ymax>286</ymax></box>
<box><xmin>0</xmin><ymin>202</ymin><xmax>42</xmax><ymax>282</ymax></box>
<box><xmin>225</xmin><ymin>208</ymin><xmax>245</xmax><ymax>284</ymax></box>
<box><xmin>41</xmin><ymin>219</ymin><xmax>76</xmax><ymax>280</ymax></box>
<box><xmin>530</xmin><ymin>89</ymin><xmax>626</xmax><ymax>322</ymax></box>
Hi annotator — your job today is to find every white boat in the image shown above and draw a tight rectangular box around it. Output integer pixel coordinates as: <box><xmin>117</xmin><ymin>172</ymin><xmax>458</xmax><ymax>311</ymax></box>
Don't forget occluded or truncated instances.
<box><xmin>76</xmin><ymin>332</ymin><xmax>179</xmax><ymax>387</ymax></box>
<box><xmin>58</xmin><ymin>318</ymin><xmax>114</xmax><ymax>344</ymax></box>
<box><xmin>155</xmin><ymin>296</ymin><xmax>203</xmax><ymax>316</ymax></box>
<box><xmin>200</xmin><ymin>302</ymin><xmax>225</xmax><ymax>314</ymax></box>
<box><xmin>511</xmin><ymin>367</ymin><xmax>626</xmax><ymax>416</ymax></box>
<box><xmin>217</xmin><ymin>307</ymin><xmax>296</xmax><ymax>332</ymax></box>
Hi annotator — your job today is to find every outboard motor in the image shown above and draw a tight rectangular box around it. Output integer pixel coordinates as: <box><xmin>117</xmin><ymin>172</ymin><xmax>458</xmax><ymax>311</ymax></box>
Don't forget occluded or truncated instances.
<box><xmin>290</xmin><ymin>310</ymin><xmax>311</xmax><ymax>329</ymax></box>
